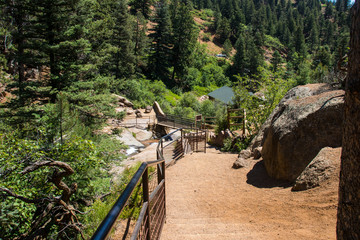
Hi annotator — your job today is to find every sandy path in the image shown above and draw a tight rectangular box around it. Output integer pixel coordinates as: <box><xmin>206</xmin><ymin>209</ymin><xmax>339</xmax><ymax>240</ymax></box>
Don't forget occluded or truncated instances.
<box><xmin>161</xmin><ymin>147</ymin><xmax>338</xmax><ymax>240</ymax></box>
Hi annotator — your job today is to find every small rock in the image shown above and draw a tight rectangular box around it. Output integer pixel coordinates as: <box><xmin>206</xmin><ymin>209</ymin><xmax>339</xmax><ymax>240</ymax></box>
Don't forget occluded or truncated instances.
<box><xmin>135</xmin><ymin>109</ymin><xmax>142</xmax><ymax>118</ymax></box>
<box><xmin>232</xmin><ymin>157</ymin><xmax>248</xmax><ymax>169</ymax></box>
<box><xmin>253</xmin><ymin>147</ymin><xmax>262</xmax><ymax>160</ymax></box>
<box><xmin>127</xmin><ymin>109</ymin><xmax>134</xmax><ymax>115</ymax></box>
<box><xmin>239</xmin><ymin>149</ymin><xmax>252</xmax><ymax>159</ymax></box>
<box><xmin>145</xmin><ymin>106</ymin><xmax>152</xmax><ymax>113</ymax></box>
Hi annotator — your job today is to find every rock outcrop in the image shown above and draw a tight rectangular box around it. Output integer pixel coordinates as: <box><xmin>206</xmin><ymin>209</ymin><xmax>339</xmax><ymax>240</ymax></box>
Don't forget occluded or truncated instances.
<box><xmin>292</xmin><ymin>147</ymin><xmax>341</xmax><ymax>191</ymax></box>
<box><xmin>261</xmin><ymin>84</ymin><xmax>344</xmax><ymax>181</ymax></box>
<box><xmin>249</xmin><ymin>83</ymin><xmax>340</xmax><ymax>151</ymax></box>
<box><xmin>113</xmin><ymin>94</ymin><xmax>134</xmax><ymax>108</ymax></box>
<box><xmin>153</xmin><ymin>101</ymin><xmax>166</xmax><ymax>118</ymax></box>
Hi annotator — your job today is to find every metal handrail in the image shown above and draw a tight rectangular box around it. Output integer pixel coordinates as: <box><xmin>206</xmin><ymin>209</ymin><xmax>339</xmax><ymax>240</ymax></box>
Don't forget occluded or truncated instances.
<box><xmin>91</xmin><ymin>128</ymin><xmax>184</xmax><ymax>240</ymax></box>
<box><xmin>90</xmin><ymin>162</ymin><xmax>158</xmax><ymax>240</ymax></box>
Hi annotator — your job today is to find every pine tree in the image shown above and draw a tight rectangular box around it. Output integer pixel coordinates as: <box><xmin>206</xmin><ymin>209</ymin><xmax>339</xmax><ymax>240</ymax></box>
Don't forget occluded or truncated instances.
<box><xmin>216</xmin><ymin>17</ymin><xmax>231</xmax><ymax>43</ymax></box>
<box><xmin>148</xmin><ymin>0</ymin><xmax>173</xmax><ymax>80</ymax></box>
<box><xmin>133</xmin><ymin>12</ymin><xmax>149</xmax><ymax>74</ymax></box>
<box><xmin>129</xmin><ymin>0</ymin><xmax>153</xmax><ymax>19</ymax></box>
<box><xmin>109</xmin><ymin>0</ymin><xmax>135</xmax><ymax>79</ymax></box>
<box><xmin>170</xmin><ymin>2</ymin><xmax>197</xmax><ymax>85</ymax></box>
<box><xmin>222</xmin><ymin>38</ymin><xmax>232</xmax><ymax>56</ymax></box>
<box><xmin>293</xmin><ymin>26</ymin><xmax>306</xmax><ymax>57</ymax></box>
<box><xmin>271</xmin><ymin>50</ymin><xmax>282</xmax><ymax>72</ymax></box>
<box><xmin>232</xmin><ymin>33</ymin><xmax>247</xmax><ymax>76</ymax></box>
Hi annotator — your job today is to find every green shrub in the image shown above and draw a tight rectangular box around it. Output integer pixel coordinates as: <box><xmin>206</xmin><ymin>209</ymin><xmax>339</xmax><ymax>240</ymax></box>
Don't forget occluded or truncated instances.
<box><xmin>178</xmin><ymin>92</ymin><xmax>200</xmax><ymax>112</ymax></box>
<box><xmin>202</xmin><ymin>32</ymin><xmax>211</xmax><ymax>42</ymax></box>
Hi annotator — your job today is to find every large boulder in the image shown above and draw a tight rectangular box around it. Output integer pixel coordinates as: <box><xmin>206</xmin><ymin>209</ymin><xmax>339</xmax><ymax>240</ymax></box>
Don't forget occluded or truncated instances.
<box><xmin>261</xmin><ymin>84</ymin><xmax>344</xmax><ymax>181</ymax></box>
<box><xmin>249</xmin><ymin>83</ymin><xmax>338</xmax><ymax>151</ymax></box>
<box><xmin>292</xmin><ymin>147</ymin><xmax>341</xmax><ymax>191</ymax></box>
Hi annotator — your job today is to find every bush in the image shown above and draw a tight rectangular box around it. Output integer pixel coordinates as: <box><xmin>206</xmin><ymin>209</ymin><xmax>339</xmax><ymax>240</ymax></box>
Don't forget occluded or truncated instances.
<box><xmin>200</xmin><ymin>100</ymin><xmax>216</xmax><ymax>117</ymax></box>
<box><xmin>178</xmin><ymin>92</ymin><xmax>200</xmax><ymax>112</ymax></box>
<box><xmin>202</xmin><ymin>32</ymin><xmax>211</xmax><ymax>42</ymax></box>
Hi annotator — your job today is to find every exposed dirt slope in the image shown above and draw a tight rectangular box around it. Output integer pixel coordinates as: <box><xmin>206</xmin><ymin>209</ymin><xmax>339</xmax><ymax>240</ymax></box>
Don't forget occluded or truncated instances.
<box><xmin>161</xmin><ymin>146</ymin><xmax>338</xmax><ymax>240</ymax></box>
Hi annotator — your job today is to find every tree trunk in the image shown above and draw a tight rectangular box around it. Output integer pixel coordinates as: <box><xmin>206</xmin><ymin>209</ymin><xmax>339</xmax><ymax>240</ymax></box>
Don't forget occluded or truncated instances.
<box><xmin>337</xmin><ymin>1</ymin><xmax>360</xmax><ymax>239</ymax></box>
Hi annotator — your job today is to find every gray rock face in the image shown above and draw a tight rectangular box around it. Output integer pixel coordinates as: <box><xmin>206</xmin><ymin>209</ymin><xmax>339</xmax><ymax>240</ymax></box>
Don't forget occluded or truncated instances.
<box><xmin>261</xmin><ymin>84</ymin><xmax>344</xmax><ymax>181</ymax></box>
<box><xmin>249</xmin><ymin>84</ymin><xmax>337</xmax><ymax>151</ymax></box>
<box><xmin>292</xmin><ymin>147</ymin><xmax>341</xmax><ymax>191</ymax></box>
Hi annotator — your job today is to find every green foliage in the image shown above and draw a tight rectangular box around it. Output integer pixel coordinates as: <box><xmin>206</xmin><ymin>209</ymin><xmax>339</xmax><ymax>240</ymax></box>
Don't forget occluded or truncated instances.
<box><xmin>200</xmin><ymin>100</ymin><xmax>216</xmax><ymax>117</ymax></box>
<box><xmin>192</xmin><ymin>85</ymin><xmax>218</xmax><ymax>97</ymax></box>
<box><xmin>202</xmin><ymin>32</ymin><xmax>211</xmax><ymax>41</ymax></box>
<box><xmin>222</xmin><ymin>38</ymin><xmax>232</xmax><ymax>56</ymax></box>
<box><xmin>264</xmin><ymin>35</ymin><xmax>285</xmax><ymax>52</ymax></box>
<box><xmin>221</xmin><ymin>135</ymin><xmax>254</xmax><ymax>152</ymax></box>
<box><xmin>117</xmin><ymin>77</ymin><xmax>177</xmax><ymax>108</ymax></box>
<box><xmin>234</xmin><ymin>67</ymin><xmax>294</xmax><ymax>137</ymax></box>
<box><xmin>82</xmin><ymin>162</ymin><xmax>150</xmax><ymax>238</ymax></box>
<box><xmin>214</xmin><ymin>104</ymin><xmax>228</xmax><ymax>134</ymax></box>
<box><xmin>170</xmin><ymin>1</ymin><xmax>198</xmax><ymax>84</ymax></box>
<box><xmin>178</xmin><ymin>92</ymin><xmax>200</xmax><ymax>111</ymax></box>
<box><xmin>0</xmin><ymin>129</ymin><xmax>107</xmax><ymax>238</ymax></box>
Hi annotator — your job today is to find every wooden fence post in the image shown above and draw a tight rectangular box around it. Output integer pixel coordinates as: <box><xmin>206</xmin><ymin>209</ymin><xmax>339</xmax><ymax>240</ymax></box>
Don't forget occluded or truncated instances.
<box><xmin>243</xmin><ymin>109</ymin><xmax>246</xmax><ymax>136</ymax></box>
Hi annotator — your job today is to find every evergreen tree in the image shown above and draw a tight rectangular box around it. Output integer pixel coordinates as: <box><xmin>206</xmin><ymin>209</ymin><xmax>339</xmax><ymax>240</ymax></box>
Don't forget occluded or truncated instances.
<box><xmin>222</xmin><ymin>38</ymin><xmax>232</xmax><ymax>56</ymax></box>
<box><xmin>232</xmin><ymin>33</ymin><xmax>247</xmax><ymax>76</ymax></box>
<box><xmin>170</xmin><ymin>2</ymin><xmax>197</xmax><ymax>85</ymax></box>
<box><xmin>133</xmin><ymin>12</ymin><xmax>149</xmax><ymax>74</ymax></box>
<box><xmin>293</xmin><ymin>26</ymin><xmax>306</xmax><ymax>56</ymax></box>
<box><xmin>129</xmin><ymin>0</ymin><xmax>153</xmax><ymax>18</ymax></box>
<box><xmin>216</xmin><ymin>17</ymin><xmax>231</xmax><ymax>43</ymax></box>
<box><xmin>109</xmin><ymin>0</ymin><xmax>135</xmax><ymax>79</ymax></box>
<box><xmin>148</xmin><ymin>0</ymin><xmax>173</xmax><ymax>80</ymax></box>
<box><xmin>247</xmin><ymin>35</ymin><xmax>264</xmax><ymax>75</ymax></box>
<box><xmin>271</xmin><ymin>50</ymin><xmax>282</xmax><ymax>72</ymax></box>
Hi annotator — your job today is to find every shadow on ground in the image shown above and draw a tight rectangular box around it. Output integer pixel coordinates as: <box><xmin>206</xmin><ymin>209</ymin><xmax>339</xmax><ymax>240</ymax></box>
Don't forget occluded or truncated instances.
<box><xmin>246</xmin><ymin>160</ymin><xmax>292</xmax><ymax>188</ymax></box>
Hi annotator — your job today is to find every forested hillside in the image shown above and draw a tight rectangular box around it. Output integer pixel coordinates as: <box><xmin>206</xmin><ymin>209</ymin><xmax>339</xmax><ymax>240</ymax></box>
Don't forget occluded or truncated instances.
<box><xmin>0</xmin><ymin>0</ymin><xmax>351</xmax><ymax>238</ymax></box>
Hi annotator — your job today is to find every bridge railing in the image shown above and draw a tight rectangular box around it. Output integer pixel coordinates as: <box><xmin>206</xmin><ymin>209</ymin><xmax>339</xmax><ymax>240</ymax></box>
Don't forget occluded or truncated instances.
<box><xmin>157</xmin><ymin>114</ymin><xmax>196</xmax><ymax>129</ymax></box>
<box><xmin>90</xmin><ymin>128</ymin><xmax>184</xmax><ymax>240</ymax></box>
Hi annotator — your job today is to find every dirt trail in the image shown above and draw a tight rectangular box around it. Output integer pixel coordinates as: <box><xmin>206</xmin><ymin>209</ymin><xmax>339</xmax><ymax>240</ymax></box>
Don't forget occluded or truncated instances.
<box><xmin>161</xmin><ymin>146</ymin><xmax>338</xmax><ymax>240</ymax></box>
